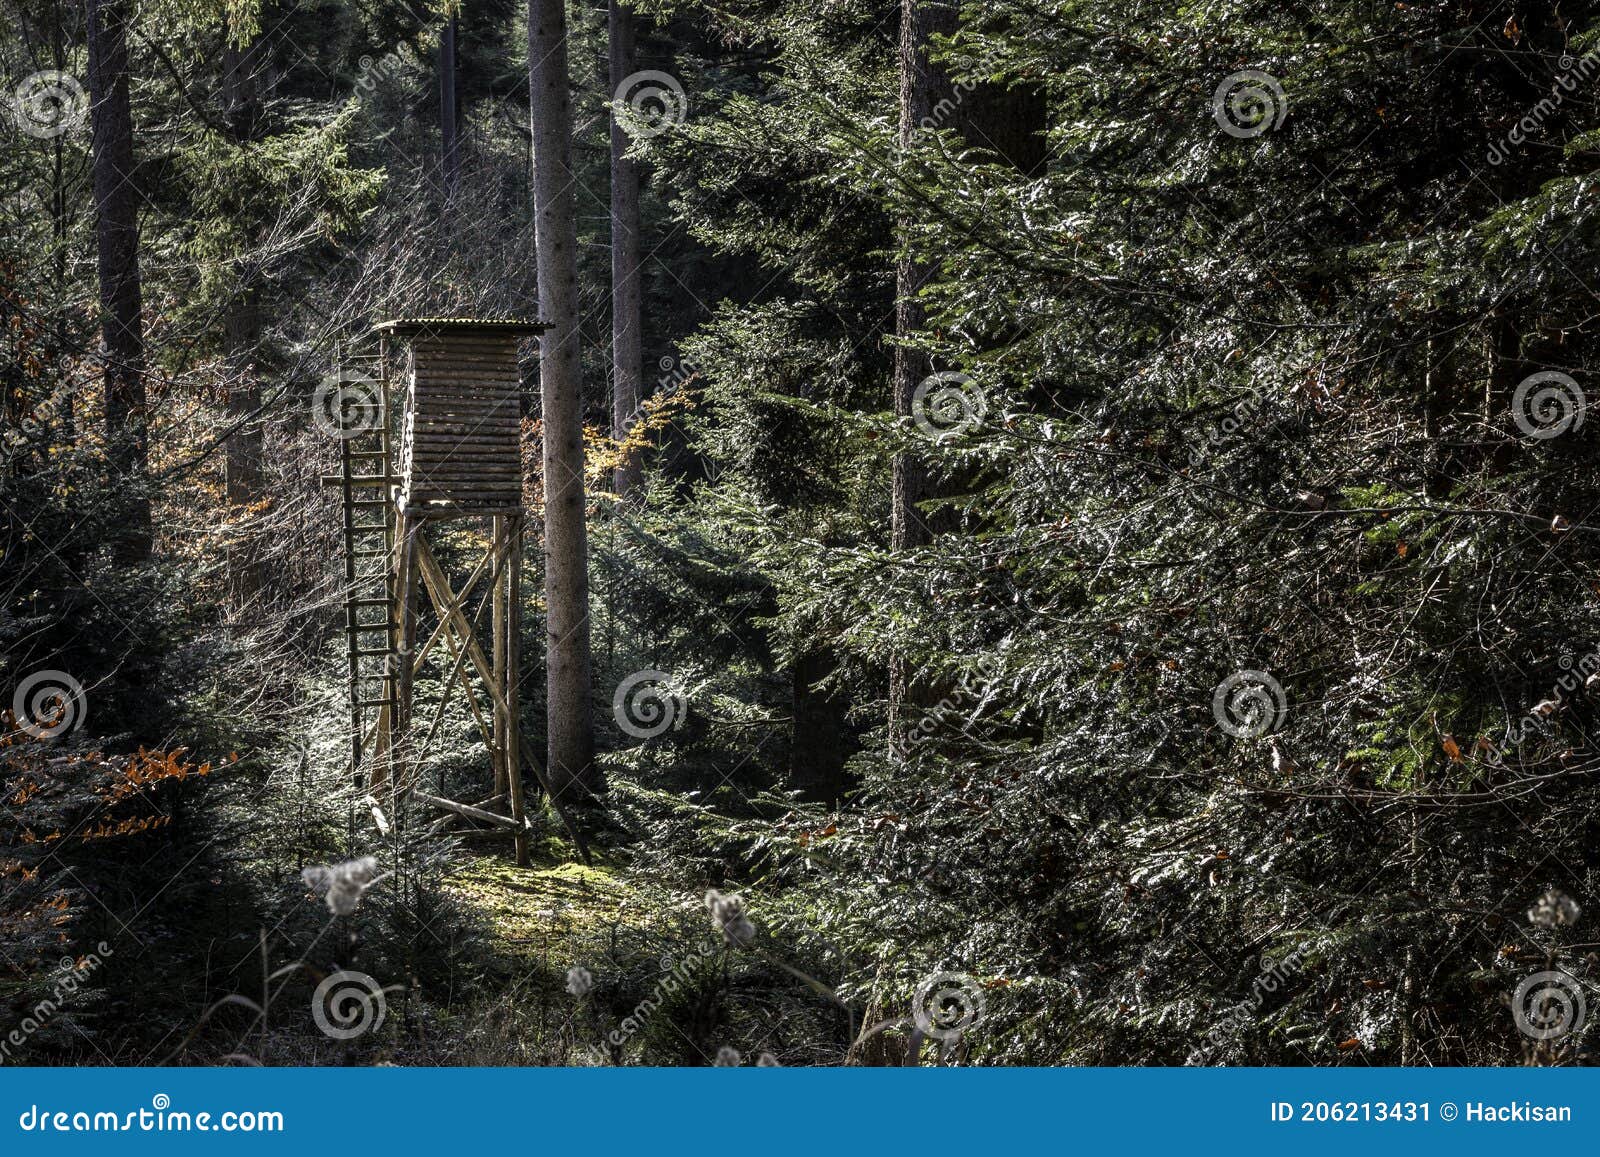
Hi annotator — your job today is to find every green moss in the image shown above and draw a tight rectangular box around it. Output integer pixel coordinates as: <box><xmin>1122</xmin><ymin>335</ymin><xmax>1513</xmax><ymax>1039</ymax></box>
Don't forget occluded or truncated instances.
<box><xmin>442</xmin><ymin>853</ymin><xmax>647</xmax><ymax>961</ymax></box>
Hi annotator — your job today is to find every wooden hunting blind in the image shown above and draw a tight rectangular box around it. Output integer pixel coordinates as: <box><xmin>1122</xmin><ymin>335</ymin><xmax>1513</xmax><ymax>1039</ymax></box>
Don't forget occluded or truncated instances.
<box><xmin>328</xmin><ymin>317</ymin><xmax>567</xmax><ymax>867</ymax></box>
<box><xmin>387</xmin><ymin>319</ymin><xmax>528</xmax><ymax>517</ymax></box>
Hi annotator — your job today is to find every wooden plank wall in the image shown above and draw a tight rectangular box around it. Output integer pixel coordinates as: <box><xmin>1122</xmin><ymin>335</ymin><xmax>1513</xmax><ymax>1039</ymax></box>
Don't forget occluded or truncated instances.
<box><xmin>398</xmin><ymin>331</ymin><xmax>522</xmax><ymax>515</ymax></box>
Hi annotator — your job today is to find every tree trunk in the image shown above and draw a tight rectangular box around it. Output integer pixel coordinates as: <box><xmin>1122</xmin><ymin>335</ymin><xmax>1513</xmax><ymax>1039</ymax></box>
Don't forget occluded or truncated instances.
<box><xmin>223</xmin><ymin>36</ymin><xmax>264</xmax><ymax>609</ymax></box>
<box><xmin>440</xmin><ymin>12</ymin><xmax>459</xmax><ymax>202</ymax></box>
<box><xmin>86</xmin><ymin>0</ymin><xmax>150</xmax><ymax>559</ymax></box>
<box><xmin>888</xmin><ymin>1</ymin><xmax>957</xmax><ymax>753</ymax></box>
<box><xmin>890</xmin><ymin>0</ymin><xmax>951</xmax><ymax>559</ymax></box>
<box><xmin>608</xmin><ymin>0</ymin><xmax>644</xmax><ymax>499</ymax></box>
<box><xmin>530</xmin><ymin>0</ymin><xmax>599</xmax><ymax>804</ymax></box>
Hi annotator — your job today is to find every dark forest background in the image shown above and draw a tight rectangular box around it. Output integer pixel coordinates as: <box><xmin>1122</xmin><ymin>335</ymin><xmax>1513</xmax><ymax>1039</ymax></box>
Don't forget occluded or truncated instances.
<box><xmin>4</xmin><ymin>0</ymin><xmax>1600</xmax><ymax>1065</ymax></box>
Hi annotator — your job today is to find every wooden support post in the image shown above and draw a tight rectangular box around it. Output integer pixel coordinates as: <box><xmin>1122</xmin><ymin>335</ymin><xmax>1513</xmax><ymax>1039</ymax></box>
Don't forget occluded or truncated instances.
<box><xmin>492</xmin><ymin>516</ymin><xmax>510</xmax><ymax>799</ymax></box>
<box><xmin>390</xmin><ymin>511</ymin><xmax>421</xmax><ymax>797</ymax></box>
<box><xmin>506</xmin><ymin>513</ymin><xmax>528</xmax><ymax>867</ymax></box>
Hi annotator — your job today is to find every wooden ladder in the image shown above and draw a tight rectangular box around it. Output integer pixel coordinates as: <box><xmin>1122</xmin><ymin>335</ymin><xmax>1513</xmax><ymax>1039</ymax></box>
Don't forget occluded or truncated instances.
<box><xmin>331</xmin><ymin>343</ymin><xmax>397</xmax><ymax>789</ymax></box>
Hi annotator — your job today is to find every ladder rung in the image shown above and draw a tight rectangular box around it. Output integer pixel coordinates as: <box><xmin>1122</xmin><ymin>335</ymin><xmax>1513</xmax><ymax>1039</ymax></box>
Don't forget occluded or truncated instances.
<box><xmin>351</xmin><ymin>498</ymin><xmax>392</xmax><ymax>507</ymax></box>
<box><xmin>348</xmin><ymin>597</ymin><xmax>392</xmax><ymax>606</ymax></box>
<box><xmin>353</xmin><ymin>699</ymin><xmax>399</xmax><ymax>709</ymax></box>
<box><xmin>349</xmin><ymin>649</ymin><xmax>394</xmax><ymax>658</ymax></box>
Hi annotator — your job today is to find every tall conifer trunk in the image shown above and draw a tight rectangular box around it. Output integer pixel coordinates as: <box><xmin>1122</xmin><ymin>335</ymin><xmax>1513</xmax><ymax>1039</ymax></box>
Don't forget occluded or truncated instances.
<box><xmin>530</xmin><ymin>0</ymin><xmax>599</xmax><ymax>803</ymax></box>
<box><xmin>86</xmin><ymin>0</ymin><xmax>150</xmax><ymax>559</ymax></box>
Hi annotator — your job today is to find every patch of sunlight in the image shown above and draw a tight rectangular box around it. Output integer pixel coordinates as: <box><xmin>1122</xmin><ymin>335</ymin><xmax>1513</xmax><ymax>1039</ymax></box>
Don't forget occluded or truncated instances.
<box><xmin>442</xmin><ymin>851</ymin><xmax>652</xmax><ymax>959</ymax></box>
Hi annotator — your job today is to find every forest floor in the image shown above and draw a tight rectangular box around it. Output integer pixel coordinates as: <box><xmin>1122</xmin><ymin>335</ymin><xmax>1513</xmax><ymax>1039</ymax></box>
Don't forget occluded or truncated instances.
<box><xmin>420</xmin><ymin>811</ymin><xmax>854</xmax><ymax>1067</ymax></box>
<box><xmin>425</xmin><ymin>840</ymin><xmax>742</xmax><ymax>1066</ymax></box>
<box><xmin>441</xmin><ymin>849</ymin><xmax>648</xmax><ymax>965</ymax></box>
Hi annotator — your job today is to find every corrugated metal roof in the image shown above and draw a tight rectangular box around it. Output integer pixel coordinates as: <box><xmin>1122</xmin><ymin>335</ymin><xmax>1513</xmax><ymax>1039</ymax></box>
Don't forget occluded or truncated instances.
<box><xmin>374</xmin><ymin>317</ymin><xmax>546</xmax><ymax>335</ymax></box>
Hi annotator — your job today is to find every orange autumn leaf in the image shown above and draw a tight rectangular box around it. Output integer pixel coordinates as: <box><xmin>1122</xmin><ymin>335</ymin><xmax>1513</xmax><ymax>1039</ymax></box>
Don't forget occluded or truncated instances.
<box><xmin>1441</xmin><ymin>734</ymin><xmax>1462</xmax><ymax>762</ymax></box>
